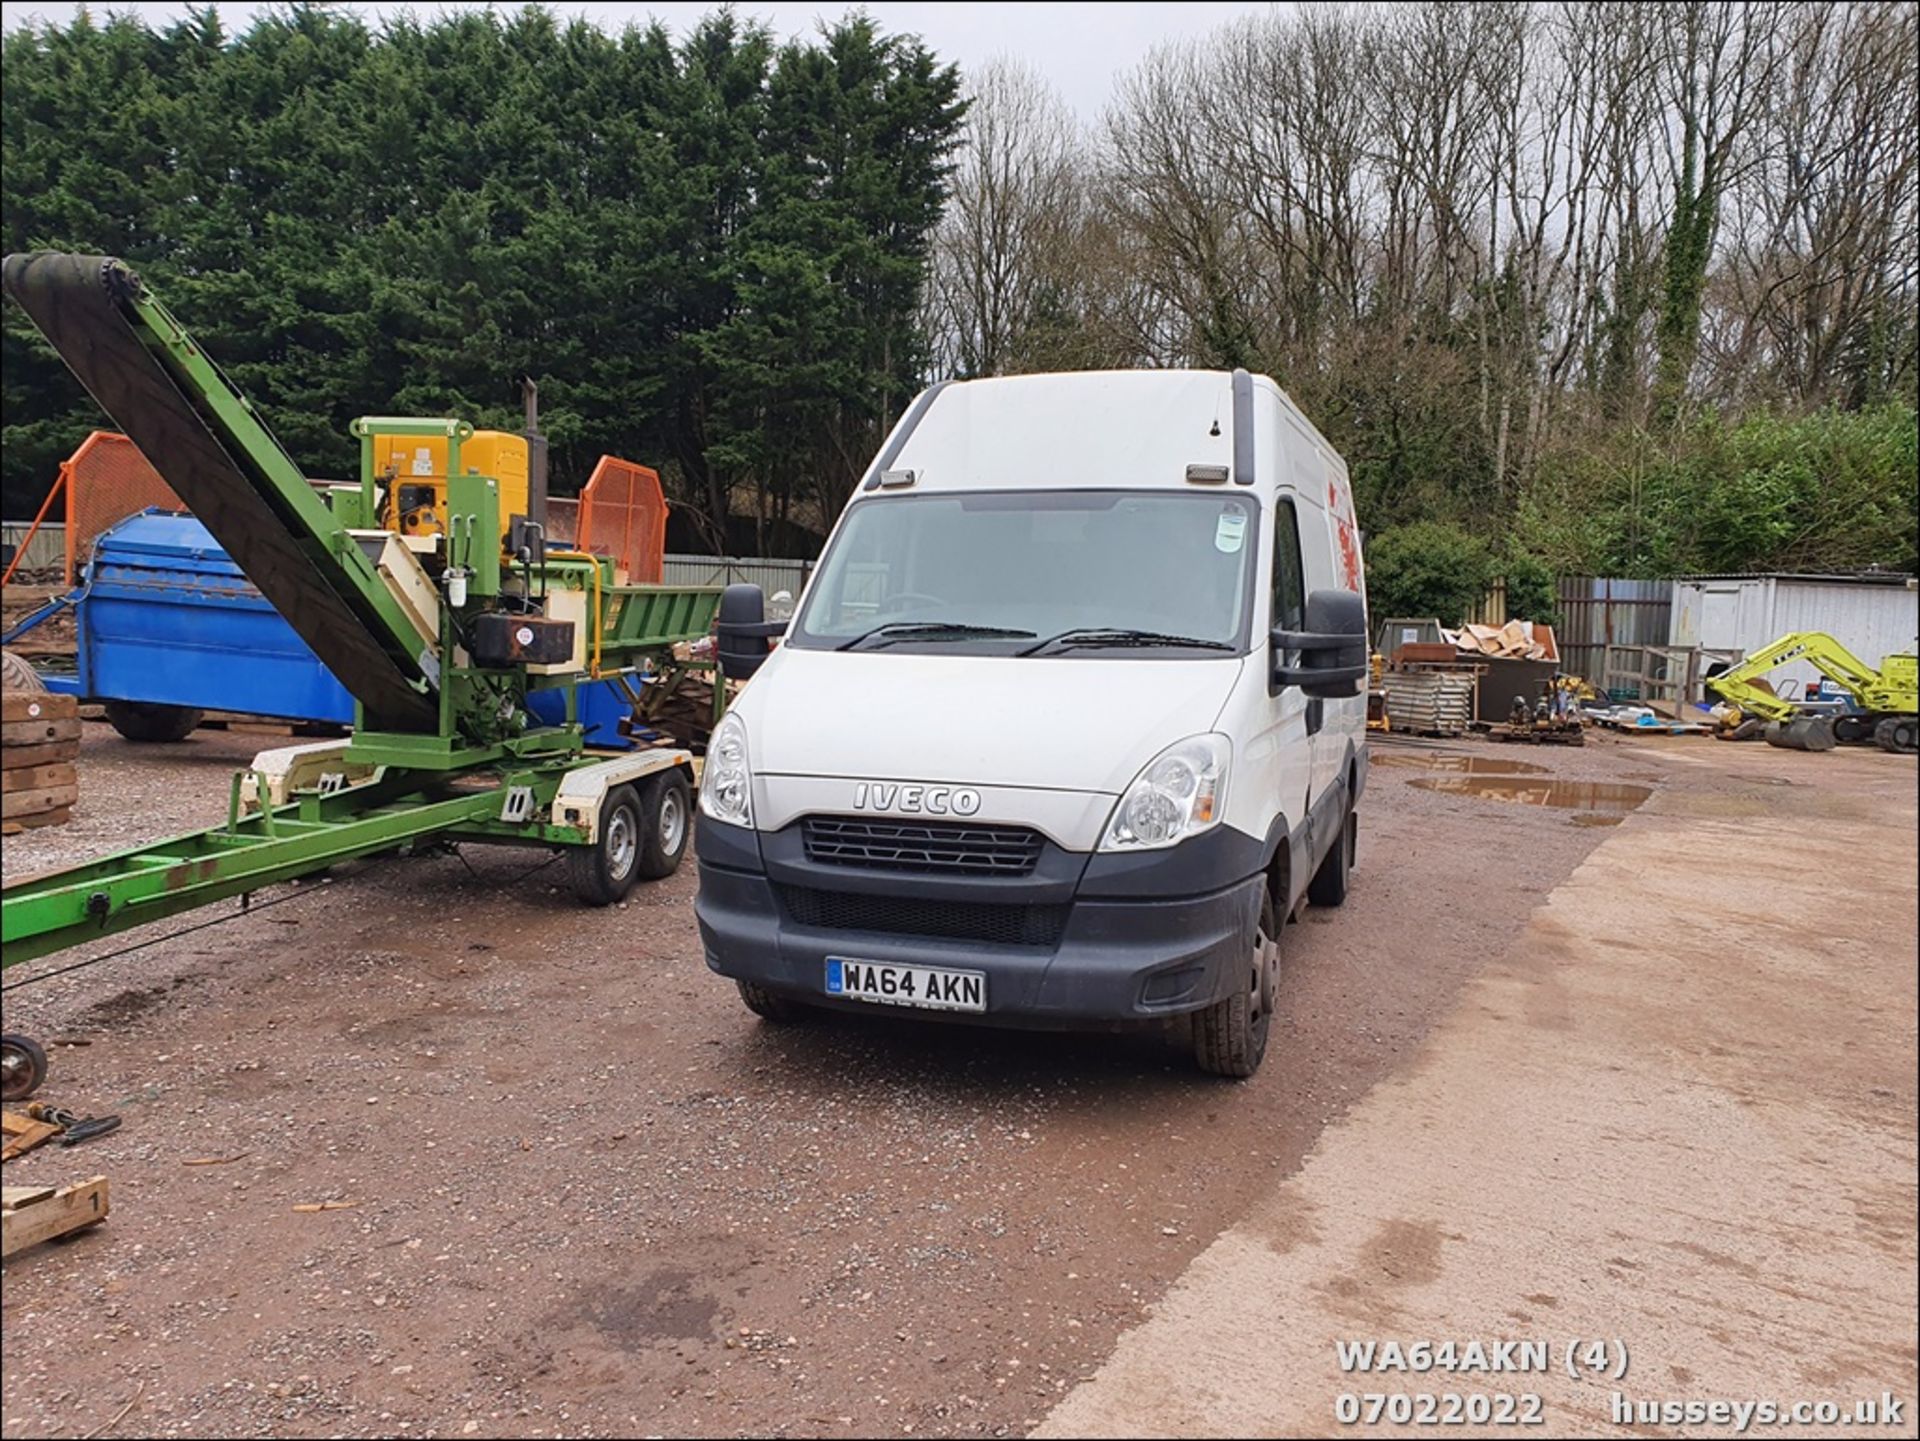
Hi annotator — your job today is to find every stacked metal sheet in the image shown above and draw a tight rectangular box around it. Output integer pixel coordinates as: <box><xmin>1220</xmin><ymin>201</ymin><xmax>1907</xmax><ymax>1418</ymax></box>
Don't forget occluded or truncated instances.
<box><xmin>1383</xmin><ymin>670</ymin><xmax>1475</xmax><ymax>736</ymax></box>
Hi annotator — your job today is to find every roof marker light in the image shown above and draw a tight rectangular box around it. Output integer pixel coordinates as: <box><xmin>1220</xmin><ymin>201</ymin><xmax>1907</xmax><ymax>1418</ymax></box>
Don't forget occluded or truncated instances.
<box><xmin>878</xmin><ymin>468</ymin><xmax>917</xmax><ymax>488</ymax></box>
<box><xmin>1186</xmin><ymin>463</ymin><xmax>1230</xmax><ymax>484</ymax></box>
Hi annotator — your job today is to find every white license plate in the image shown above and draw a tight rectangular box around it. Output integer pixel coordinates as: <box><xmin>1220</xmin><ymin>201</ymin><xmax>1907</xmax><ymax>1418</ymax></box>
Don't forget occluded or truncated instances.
<box><xmin>825</xmin><ymin>958</ymin><xmax>986</xmax><ymax>1013</ymax></box>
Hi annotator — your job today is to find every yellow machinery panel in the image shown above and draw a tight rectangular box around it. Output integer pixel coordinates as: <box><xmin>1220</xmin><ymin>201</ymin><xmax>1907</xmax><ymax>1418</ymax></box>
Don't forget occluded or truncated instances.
<box><xmin>368</xmin><ymin>428</ymin><xmax>528</xmax><ymax>541</ymax></box>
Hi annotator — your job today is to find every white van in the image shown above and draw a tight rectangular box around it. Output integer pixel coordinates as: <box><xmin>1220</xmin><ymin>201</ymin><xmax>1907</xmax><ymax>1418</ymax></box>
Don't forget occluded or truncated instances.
<box><xmin>695</xmin><ymin>369</ymin><xmax>1370</xmax><ymax>1076</ymax></box>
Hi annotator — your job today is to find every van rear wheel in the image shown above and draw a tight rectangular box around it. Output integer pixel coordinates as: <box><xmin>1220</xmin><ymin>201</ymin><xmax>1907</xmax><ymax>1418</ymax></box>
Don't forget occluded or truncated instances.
<box><xmin>1307</xmin><ymin>808</ymin><xmax>1355</xmax><ymax>907</ymax></box>
<box><xmin>1193</xmin><ymin>890</ymin><xmax>1278</xmax><ymax>1078</ymax></box>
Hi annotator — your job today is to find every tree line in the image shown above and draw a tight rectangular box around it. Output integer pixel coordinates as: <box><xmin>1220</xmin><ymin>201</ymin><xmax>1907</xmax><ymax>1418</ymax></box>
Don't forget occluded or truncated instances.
<box><xmin>925</xmin><ymin>0</ymin><xmax>1918</xmax><ymax>598</ymax></box>
<box><xmin>3</xmin><ymin>2</ymin><xmax>1914</xmax><ymax>594</ymax></box>
<box><xmin>1</xmin><ymin>3</ymin><xmax>962</xmax><ymax>553</ymax></box>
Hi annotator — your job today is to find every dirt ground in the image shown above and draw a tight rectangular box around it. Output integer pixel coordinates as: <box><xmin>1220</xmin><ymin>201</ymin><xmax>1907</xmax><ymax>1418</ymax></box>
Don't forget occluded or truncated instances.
<box><xmin>1</xmin><ymin>721</ymin><xmax>1911</xmax><ymax>1438</ymax></box>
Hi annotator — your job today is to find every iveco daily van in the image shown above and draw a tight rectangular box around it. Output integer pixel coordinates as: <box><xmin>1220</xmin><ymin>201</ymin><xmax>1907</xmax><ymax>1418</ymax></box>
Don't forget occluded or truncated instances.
<box><xmin>694</xmin><ymin>369</ymin><xmax>1369</xmax><ymax>1075</ymax></box>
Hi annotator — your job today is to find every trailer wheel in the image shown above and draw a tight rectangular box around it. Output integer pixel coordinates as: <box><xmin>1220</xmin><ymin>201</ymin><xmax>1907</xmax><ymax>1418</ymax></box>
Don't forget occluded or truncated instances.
<box><xmin>1192</xmin><ymin>890</ymin><xmax>1278</xmax><ymax>1079</ymax></box>
<box><xmin>737</xmin><ymin>980</ymin><xmax>808</xmax><ymax>1022</ymax></box>
<box><xmin>1</xmin><ymin>1032</ymin><xmax>49</xmax><ymax>1103</ymax></box>
<box><xmin>105</xmin><ymin>700</ymin><xmax>203</xmax><ymax>743</ymax></box>
<box><xmin>633</xmin><ymin>770</ymin><xmax>692</xmax><ymax>880</ymax></box>
<box><xmin>567</xmin><ymin>783</ymin><xmax>643</xmax><ymax>906</ymax></box>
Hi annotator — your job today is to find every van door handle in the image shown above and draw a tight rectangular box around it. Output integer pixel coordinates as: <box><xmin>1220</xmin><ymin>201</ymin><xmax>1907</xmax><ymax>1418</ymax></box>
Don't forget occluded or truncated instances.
<box><xmin>1306</xmin><ymin>697</ymin><xmax>1324</xmax><ymax>735</ymax></box>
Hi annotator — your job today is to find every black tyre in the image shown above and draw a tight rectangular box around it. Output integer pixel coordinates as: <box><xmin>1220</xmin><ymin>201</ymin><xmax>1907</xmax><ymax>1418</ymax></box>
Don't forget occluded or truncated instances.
<box><xmin>634</xmin><ymin>770</ymin><xmax>692</xmax><ymax>880</ymax></box>
<box><xmin>1193</xmin><ymin>890</ymin><xmax>1279</xmax><ymax>1078</ymax></box>
<box><xmin>1307</xmin><ymin>807</ymin><xmax>1355</xmax><ymax>908</ymax></box>
<box><xmin>105</xmin><ymin>700</ymin><xmax>203</xmax><ymax>743</ymax></box>
<box><xmin>1</xmin><ymin>1032</ymin><xmax>49</xmax><ymax>1103</ymax></box>
<box><xmin>567</xmin><ymin>783</ymin><xmax>643</xmax><ymax>906</ymax></box>
<box><xmin>738</xmin><ymin>980</ymin><xmax>807</xmax><ymax>1022</ymax></box>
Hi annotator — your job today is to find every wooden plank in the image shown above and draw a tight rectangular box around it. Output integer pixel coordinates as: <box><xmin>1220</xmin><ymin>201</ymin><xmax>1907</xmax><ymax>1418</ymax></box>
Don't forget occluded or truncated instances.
<box><xmin>3</xmin><ymin>806</ymin><xmax>71</xmax><ymax>833</ymax></box>
<box><xmin>2</xmin><ymin>692</ymin><xmax>77</xmax><ymax>723</ymax></box>
<box><xmin>1</xmin><ymin>762</ymin><xmax>75</xmax><ymax>794</ymax></box>
<box><xmin>0</xmin><ymin>784</ymin><xmax>78</xmax><ymax>820</ymax></box>
<box><xmin>0</xmin><ymin>740</ymin><xmax>79</xmax><ymax>770</ymax></box>
<box><xmin>1</xmin><ymin>1114</ymin><xmax>62</xmax><ymax>1162</ymax></box>
<box><xmin>1</xmin><ymin>715</ymin><xmax>81</xmax><ymax>747</ymax></box>
<box><xmin>1</xmin><ymin>1176</ymin><xmax>109</xmax><ymax>1258</ymax></box>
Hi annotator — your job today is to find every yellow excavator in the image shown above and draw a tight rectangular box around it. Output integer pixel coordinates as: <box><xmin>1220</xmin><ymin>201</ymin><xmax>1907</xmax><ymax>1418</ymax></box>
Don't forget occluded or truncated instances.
<box><xmin>1706</xmin><ymin>632</ymin><xmax>1918</xmax><ymax>753</ymax></box>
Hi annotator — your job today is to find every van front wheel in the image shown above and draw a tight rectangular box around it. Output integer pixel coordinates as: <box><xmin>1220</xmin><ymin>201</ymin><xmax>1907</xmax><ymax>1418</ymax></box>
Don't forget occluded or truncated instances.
<box><xmin>1193</xmin><ymin>891</ymin><xmax>1278</xmax><ymax>1078</ymax></box>
<box><xmin>738</xmin><ymin>981</ymin><xmax>807</xmax><ymax>1023</ymax></box>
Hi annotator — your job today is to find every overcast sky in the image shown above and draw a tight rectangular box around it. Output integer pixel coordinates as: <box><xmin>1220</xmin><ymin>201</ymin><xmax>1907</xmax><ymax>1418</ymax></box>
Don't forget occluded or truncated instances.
<box><xmin>5</xmin><ymin>1</ymin><xmax>1282</xmax><ymax>121</ymax></box>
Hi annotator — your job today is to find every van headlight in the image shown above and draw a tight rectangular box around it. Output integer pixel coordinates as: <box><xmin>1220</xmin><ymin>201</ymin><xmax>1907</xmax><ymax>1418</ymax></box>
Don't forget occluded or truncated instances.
<box><xmin>699</xmin><ymin>711</ymin><xmax>754</xmax><ymax>827</ymax></box>
<box><xmin>1099</xmin><ymin>733</ymin><xmax>1230</xmax><ymax>851</ymax></box>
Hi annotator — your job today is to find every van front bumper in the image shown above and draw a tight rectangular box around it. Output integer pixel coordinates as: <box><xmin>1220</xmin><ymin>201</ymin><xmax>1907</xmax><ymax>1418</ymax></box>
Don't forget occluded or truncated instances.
<box><xmin>694</xmin><ymin>816</ymin><xmax>1264</xmax><ymax>1026</ymax></box>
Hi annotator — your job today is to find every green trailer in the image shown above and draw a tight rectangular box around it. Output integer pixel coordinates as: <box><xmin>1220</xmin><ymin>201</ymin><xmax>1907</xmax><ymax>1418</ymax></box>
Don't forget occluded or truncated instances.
<box><xmin>0</xmin><ymin>254</ymin><xmax>739</xmax><ymax>1099</ymax></box>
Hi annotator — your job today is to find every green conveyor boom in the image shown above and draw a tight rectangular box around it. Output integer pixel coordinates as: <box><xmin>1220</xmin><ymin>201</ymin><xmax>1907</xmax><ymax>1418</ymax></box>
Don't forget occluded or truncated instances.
<box><xmin>2</xmin><ymin>253</ymin><xmax>439</xmax><ymax>729</ymax></box>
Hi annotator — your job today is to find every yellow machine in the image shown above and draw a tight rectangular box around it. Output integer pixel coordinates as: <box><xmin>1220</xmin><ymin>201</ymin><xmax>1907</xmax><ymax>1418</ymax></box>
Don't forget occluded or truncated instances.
<box><xmin>1706</xmin><ymin>631</ymin><xmax>1918</xmax><ymax>753</ymax></box>
<box><xmin>365</xmin><ymin>425</ymin><xmax>529</xmax><ymax>540</ymax></box>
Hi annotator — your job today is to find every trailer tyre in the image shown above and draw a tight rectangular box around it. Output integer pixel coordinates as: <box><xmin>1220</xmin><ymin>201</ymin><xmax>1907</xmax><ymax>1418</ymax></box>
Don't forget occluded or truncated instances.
<box><xmin>1193</xmin><ymin>890</ymin><xmax>1278</xmax><ymax>1079</ymax></box>
<box><xmin>634</xmin><ymin>770</ymin><xmax>692</xmax><ymax>880</ymax></box>
<box><xmin>568</xmin><ymin>784</ymin><xmax>643</xmax><ymax>906</ymax></box>
<box><xmin>104</xmin><ymin>700</ymin><xmax>203</xmax><ymax>743</ymax></box>
<box><xmin>1307</xmin><ymin>807</ymin><xmax>1355</xmax><ymax>908</ymax></box>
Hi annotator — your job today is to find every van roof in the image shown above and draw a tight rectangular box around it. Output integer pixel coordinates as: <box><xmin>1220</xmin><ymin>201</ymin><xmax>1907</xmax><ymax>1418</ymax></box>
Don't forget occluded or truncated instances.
<box><xmin>870</xmin><ymin>369</ymin><xmax>1334</xmax><ymax>496</ymax></box>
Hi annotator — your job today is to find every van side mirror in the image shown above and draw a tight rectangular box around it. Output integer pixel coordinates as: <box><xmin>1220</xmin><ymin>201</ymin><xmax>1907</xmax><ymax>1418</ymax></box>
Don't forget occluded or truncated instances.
<box><xmin>1272</xmin><ymin>589</ymin><xmax>1368</xmax><ymax>699</ymax></box>
<box><xmin>715</xmin><ymin>583</ymin><xmax>788</xmax><ymax>681</ymax></box>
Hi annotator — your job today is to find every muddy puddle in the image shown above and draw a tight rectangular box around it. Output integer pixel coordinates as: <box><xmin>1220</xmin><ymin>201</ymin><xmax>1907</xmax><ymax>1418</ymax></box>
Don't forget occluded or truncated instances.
<box><xmin>1373</xmin><ymin>753</ymin><xmax>1549</xmax><ymax>775</ymax></box>
<box><xmin>1408</xmin><ymin>775</ymin><xmax>1652</xmax><ymax>814</ymax></box>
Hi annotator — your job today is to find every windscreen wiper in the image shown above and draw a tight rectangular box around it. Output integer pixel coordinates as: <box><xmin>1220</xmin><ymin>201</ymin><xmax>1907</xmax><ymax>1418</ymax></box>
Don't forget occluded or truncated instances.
<box><xmin>836</xmin><ymin>621</ymin><xmax>1037</xmax><ymax>652</ymax></box>
<box><xmin>1018</xmin><ymin>627</ymin><xmax>1237</xmax><ymax>656</ymax></box>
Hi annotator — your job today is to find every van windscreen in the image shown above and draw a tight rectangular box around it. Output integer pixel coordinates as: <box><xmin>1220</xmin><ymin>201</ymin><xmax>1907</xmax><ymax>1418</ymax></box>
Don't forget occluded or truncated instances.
<box><xmin>787</xmin><ymin>490</ymin><xmax>1258</xmax><ymax>656</ymax></box>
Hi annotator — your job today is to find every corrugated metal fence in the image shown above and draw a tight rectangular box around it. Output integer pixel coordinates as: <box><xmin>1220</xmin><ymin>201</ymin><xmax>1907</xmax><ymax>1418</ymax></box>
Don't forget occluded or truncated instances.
<box><xmin>1554</xmin><ymin>576</ymin><xmax>1672</xmax><ymax>683</ymax></box>
<box><xmin>661</xmin><ymin>553</ymin><xmax>814</xmax><ymax>605</ymax></box>
<box><xmin>1</xmin><ymin>519</ymin><xmax>68</xmax><ymax>575</ymax></box>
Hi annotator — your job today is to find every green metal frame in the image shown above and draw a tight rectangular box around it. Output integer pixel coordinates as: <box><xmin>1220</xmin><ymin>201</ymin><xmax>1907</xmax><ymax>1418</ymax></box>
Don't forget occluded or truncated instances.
<box><xmin>1</xmin><ymin>761</ymin><xmax>585</xmax><ymax>967</ymax></box>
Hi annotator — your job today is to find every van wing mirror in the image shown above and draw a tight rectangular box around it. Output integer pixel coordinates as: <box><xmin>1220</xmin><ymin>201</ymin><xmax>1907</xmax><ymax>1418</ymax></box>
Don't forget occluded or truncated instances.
<box><xmin>1272</xmin><ymin>589</ymin><xmax>1368</xmax><ymax>699</ymax></box>
<box><xmin>716</xmin><ymin>583</ymin><xmax>787</xmax><ymax>681</ymax></box>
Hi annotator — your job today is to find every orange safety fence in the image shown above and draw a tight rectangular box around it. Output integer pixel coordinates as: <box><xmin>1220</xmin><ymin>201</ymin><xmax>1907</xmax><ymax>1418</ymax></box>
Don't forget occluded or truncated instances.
<box><xmin>64</xmin><ymin>432</ymin><xmax>184</xmax><ymax>584</ymax></box>
<box><xmin>2</xmin><ymin>431</ymin><xmax>185</xmax><ymax>587</ymax></box>
<box><xmin>573</xmin><ymin>456</ymin><xmax>667</xmax><ymax>584</ymax></box>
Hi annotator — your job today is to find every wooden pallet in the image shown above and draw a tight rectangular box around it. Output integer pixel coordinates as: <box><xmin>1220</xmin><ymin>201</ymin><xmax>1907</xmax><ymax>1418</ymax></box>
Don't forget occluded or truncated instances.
<box><xmin>1</xmin><ymin>1177</ymin><xmax>109</xmax><ymax>1258</ymax></box>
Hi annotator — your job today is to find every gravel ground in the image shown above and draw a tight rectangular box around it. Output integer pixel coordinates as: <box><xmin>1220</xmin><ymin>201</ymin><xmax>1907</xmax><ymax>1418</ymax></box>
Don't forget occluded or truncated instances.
<box><xmin>3</xmin><ymin>719</ymin><xmax>1665</xmax><ymax>1438</ymax></box>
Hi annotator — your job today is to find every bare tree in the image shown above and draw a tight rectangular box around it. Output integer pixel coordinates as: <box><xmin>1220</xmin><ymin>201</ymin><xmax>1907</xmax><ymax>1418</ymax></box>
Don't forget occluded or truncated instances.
<box><xmin>923</xmin><ymin>59</ymin><xmax>1086</xmax><ymax>378</ymax></box>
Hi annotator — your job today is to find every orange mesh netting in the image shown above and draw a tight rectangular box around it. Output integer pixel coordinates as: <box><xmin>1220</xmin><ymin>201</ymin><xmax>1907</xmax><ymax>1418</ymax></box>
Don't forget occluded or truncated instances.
<box><xmin>65</xmin><ymin>431</ymin><xmax>184</xmax><ymax>582</ymax></box>
<box><xmin>574</xmin><ymin>456</ymin><xmax>667</xmax><ymax>584</ymax></box>
<box><xmin>544</xmin><ymin>496</ymin><xmax>580</xmax><ymax>547</ymax></box>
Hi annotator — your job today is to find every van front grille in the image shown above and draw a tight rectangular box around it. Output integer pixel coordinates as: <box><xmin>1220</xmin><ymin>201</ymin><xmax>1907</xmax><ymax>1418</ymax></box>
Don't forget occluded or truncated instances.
<box><xmin>775</xmin><ymin>884</ymin><xmax>1067</xmax><ymax>948</ymax></box>
<box><xmin>801</xmin><ymin>816</ymin><xmax>1043</xmax><ymax>876</ymax></box>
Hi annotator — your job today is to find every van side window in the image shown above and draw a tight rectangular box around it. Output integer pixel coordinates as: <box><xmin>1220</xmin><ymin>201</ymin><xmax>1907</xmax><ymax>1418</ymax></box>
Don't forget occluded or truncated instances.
<box><xmin>1272</xmin><ymin>499</ymin><xmax>1305</xmax><ymax>632</ymax></box>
